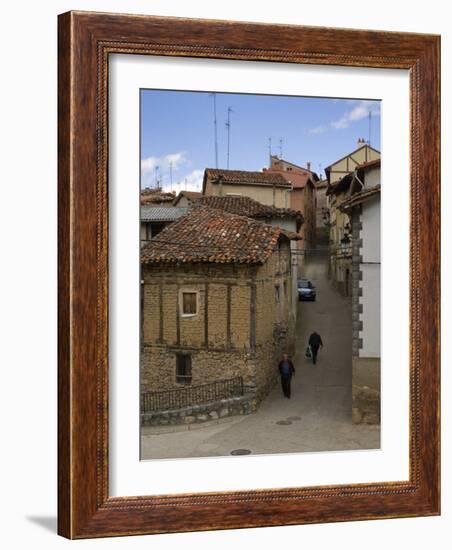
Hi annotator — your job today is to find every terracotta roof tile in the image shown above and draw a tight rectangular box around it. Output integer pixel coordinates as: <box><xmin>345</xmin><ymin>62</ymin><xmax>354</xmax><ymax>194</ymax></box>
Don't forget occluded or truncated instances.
<box><xmin>339</xmin><ymin>185</ymin><xmax>381</xmax><ymax>212</ymax></box>
<box><xmin>195</xmin><ymin>195</ymin><xmax>303</xmax><ymax>223</ymax></box>
<box><xmin>141</xmin><ymin>206</ymin><xmax>297</xmax><ymax>265</ymax></box>
<box><xmin>205</xmin><ymin>168</ymin><xmax>291</xmax><ymax>187</ymax></box>
<box><xmin>357</xmin><ymin>158</ymin><xmax>381</xmax><ymax>171</ymax></box>
<box><xmin>140</xmin><ymin>188</ymin><xmax>176</xmax><ymax>205</ymax></box>
<box><xmin>173</xmin><ymin>190</ymin><xmax>203</xmax><ymax>205</ymax></box>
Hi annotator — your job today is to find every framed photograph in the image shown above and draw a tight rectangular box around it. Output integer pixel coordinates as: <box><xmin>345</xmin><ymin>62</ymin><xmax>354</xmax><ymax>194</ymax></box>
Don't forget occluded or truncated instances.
<box><xmin>58</xmin><ymin>11</ymin><xmax>440</xmax><ymax>538</ymax></box>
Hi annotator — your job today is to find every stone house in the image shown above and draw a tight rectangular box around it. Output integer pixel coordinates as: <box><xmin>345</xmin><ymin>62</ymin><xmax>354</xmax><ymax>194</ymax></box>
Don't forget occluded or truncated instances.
<box><xmin>202</xmin><ymin>168</ymin><xmax>292</xmax><ymax>208</ymax></box>
<box><xmin>315</xmin><ymin>178</ymin><xmax>329</xmax><ymax>246</ymax></box>
<box><xmin>172</xmin><ymin>190</ymin><xmax>202</xmax><ymax>207</ymax></box>
<box><xmin>194</xmin><ymin>195</ymin><xmax>303</xmax><ymax>321</ymax></box>
<box><xmin>325</xmin><ymin>142</ymin><xmax>380</xmax><ymax>295</ymax></box>
<box><xmin>264</xmin><ymin>155</ymin><xmax>319</xmax><ymax>258</ymax></box>
<box><xmin>140</xmin><ymin>206</ymin><xmax>299</xmax><ymax>415</ymax></box>
<box><xmin>140</xmin><ymin>205</ymin><xmax>188</xmax><ymax>244</ymax></box>
<box><xmin>326</xmin><ymin>175</ymin><xmax>354</xmax><ymax>296</ymax></box>
<box><xmin>339</xmin><ymin>159</ymin><xmax>381</xmax><ymax>424</ymax></box>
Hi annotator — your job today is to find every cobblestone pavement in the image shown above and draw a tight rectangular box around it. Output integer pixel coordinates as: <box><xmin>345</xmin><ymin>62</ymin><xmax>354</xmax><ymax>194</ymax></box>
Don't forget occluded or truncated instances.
<box><xmin>141</xmin><ymin>253</ymin><xmax>380</xmax><ymax>460</ymax></box>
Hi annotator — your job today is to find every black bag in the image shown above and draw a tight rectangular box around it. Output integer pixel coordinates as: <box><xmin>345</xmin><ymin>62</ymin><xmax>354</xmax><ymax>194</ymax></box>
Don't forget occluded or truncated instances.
<box><xmin>305</xmin><ymin>346</ymin><xmax>312</xmax><ymax>358</ymax></box>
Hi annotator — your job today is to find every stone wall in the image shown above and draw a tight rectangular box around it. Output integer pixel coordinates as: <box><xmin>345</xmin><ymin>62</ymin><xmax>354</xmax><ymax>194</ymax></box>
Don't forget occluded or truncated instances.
<box><xmin>141</xmin><ymin>394</ymin><xmax>255</xmax><ymax>428</ymax></box>
<box><xmin>352</xmin><ymin>358</ymin><xmax>381</xmax><ymax>424</ymax></box>
<box><xmin>141</xmin><ymin>243</ymin><xmax>294</xmax><ymax>409</ymax></box>
<box><xmin>141</xmin><ymin>346</ymin><xmax>255</xmax><ymax>392</ymax></box>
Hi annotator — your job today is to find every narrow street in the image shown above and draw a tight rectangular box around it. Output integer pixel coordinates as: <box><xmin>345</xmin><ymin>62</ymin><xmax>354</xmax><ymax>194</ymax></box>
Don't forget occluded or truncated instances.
<box><xmin>141</xmin><ymin>252</ymin><xmax>380</xmax><ymax>460</ymax></box>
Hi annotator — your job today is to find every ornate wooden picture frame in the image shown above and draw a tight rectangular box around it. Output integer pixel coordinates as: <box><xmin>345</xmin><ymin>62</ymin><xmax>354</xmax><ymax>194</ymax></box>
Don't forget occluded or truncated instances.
<box><xmin>58</xmin><ymin>11</ymin><xmax>440</xmax><ymax>539</ymax></box>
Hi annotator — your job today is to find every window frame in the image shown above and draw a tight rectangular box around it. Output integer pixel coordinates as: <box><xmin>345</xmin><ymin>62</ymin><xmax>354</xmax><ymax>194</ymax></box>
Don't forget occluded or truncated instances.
<box><xmin>179</xmin><ymin>289</ymin><xmax>199</xmax><ymax>318</ymax></box>
<box><xmin>175</xmin><ymin>353</ymin><xmax>192</xmax><ymax>385</ymax></box>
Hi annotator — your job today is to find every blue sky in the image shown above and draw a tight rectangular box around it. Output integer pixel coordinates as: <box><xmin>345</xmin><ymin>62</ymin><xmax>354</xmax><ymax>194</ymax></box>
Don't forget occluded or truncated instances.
<box><xmin>140</xmin><ymin>90</ymin><xmax>380</xmax><ymax>192</ymax></box>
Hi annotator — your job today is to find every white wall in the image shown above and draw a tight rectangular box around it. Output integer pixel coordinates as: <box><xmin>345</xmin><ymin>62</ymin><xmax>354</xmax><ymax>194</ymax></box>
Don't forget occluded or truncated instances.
<box><xmin>360</xmin><ymin>195</ymin><xmax>381</xmax><ymax>357</ymax></box>
<box><xmin>362</xmin><ymin>195</ymin><xmax>381</xmax><ymax>264</ymax></box>
<box><xmin>0</xmin><ymin>1</ymin><xmax>450</xmax><ymax>550</ymax></box>
<box><xmin>360</xmin><ymin>264</ymin><xmax>381</xmax><ymax>357</ymax></box>
<box><xmin>364</xmin><ymin>165</ymin><xmax>381</xmax><ymax>190</ymax></box>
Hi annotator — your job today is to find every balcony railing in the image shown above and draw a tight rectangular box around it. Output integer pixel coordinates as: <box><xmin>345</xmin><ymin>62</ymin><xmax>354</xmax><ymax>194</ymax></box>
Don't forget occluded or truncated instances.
<box><xmin>141</xmin><ymin>376</ymin><xmax>244</xmax><ymax>413</ymax></box>
<box><xmin>330</xmin><ymin>242</ymin><xmax>352</xmax><ymax>259</ymax></box>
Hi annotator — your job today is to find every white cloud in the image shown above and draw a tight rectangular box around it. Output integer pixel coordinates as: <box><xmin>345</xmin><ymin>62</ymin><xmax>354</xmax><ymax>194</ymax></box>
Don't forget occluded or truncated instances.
<box><xmin>161</xmin><ymin>169</ymin><xmax>204</xmax><ymax>194</ymax></box>
<box><xmin>308</xmin><ymin>125</ymin><xmax>327</xmax><ymax>135</ymax></box>
<box><xmin>331</xmin><ymin>101</ymin><xmax>380</xmax><ymax>130</ymax></box>
<box><xmin>141</xmin><ymin>151</ymin><xmax>188</xmax><ymax>187</ymax></box>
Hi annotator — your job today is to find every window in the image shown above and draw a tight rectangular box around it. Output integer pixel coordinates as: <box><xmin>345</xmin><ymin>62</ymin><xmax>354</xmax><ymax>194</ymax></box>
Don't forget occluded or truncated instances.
<box><xmin>176</xmin><ymin>354</ymin><xmax>192</xmax><ymax>385</ymax></box>
<box><xmin>181</xmin><ymin>291</ymin><xmax>197</xmax><ymax>315</ymax></box>
<box><xmin>150</xmin><ymin>222</ymin><xmax>165</xmax><ymax>237</ymax></box>
<box><xmin>275</xmin><ymin>285</ymin><xmax>280</xmax><ymax>303</ymax></box>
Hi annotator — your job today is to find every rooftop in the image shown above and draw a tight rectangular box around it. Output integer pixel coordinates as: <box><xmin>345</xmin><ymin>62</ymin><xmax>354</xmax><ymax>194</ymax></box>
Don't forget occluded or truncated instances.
<box><xmin>204</xmin><ymin>168</ymin><xmax>291</xmax><ymax>189</ymax></box>
<box><xmin>195</xmin><ymin>195</ymin><xmax>303</xmax><ymax>223</ymax></box>
<box><xmin>339</xmin><ymin>185</ymin><xmax>381</xmax><ymax>212</ymax></box>
<box><xmin>141</xmin><ymin>206</ymin><xmax>298</xmax><ymax>266</ymax></box>
<box><xmin>357</xmin><ymin>158</ymin><xmax>381</xmax><ymax>171</ymax></box>
<box><xmin>140</xmin><ymin>188</ymin><xmax>176</xmax><ymax>205</ymax></box>
<box><xmin>141</xmin><ymin>206</ymin><xmax>188</xmax><ymax>222</ymax></box>
<box><xmin>173</xmin><ymin>191</ymin><xmax>203</xmax><ymax>205</ymax></box>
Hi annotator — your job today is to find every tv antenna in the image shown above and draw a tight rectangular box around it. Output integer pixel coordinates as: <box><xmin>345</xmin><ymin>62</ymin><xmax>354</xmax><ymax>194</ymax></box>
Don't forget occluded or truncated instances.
<box><xmin>154</xmin><ymin>165</ymin><xmax>160</xmax><ymax>188</ymax></box>
<box><xmin>209</xmin><ymin>93</ymin><xmax>219</xmax><ymax>168</ymax></box>
<box><xmin>268</xmin><ymin>137</ymin><xmax>272</xmax><ymax>162</ymax></box>
<box><xmin>225</xmin><ymin>107</ymin><xmax>233</xmax><ymax>169</ymax></box>
<box><xmin>279</xmin><ymin>137</ymin><xmax>284</xmax><ymax>159</ymax></box>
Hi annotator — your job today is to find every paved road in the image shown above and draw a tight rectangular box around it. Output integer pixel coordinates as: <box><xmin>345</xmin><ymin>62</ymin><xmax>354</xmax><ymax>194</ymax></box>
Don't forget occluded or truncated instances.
<box><xmin>141</xmin><ymin>253</ymin><xmax>380</xmax><ymax>460</ymax></box>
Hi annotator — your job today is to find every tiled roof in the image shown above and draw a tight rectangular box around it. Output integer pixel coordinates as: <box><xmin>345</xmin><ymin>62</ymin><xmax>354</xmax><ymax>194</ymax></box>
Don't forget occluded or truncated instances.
<box><xmin>140</xmin><ymin>188</ymin><xmax>176</xmax><ymax>205</ymax></box>
<box><xmin>141</xmin><ymin>206</ymin><xmax>298</xmax><ymax>265</ymax></box>
<box><xmin>195</xmin><ymin>195</ymin><xmax>303</xmax><ymax>222</ymax></box>
<box><xmin>339</xmin><ymin>185</ymin><xmax>381</xmax><ymax>212</ymax></box>
<box><xmin>141</xmin><ymin>206</ymin><xmax>188</xmax><ymax>222</ymax></box>
<box><xmin>173</xmin><ymin>190</ymin><xmax>203</xmax><ymax>205</ymax></box>
<box><xmin>357</xmin><ymin>158</ymin><xmax>381</xmax><ymax>171</ymax></box>
<box><xmin>205</xmin><ymin>168</ymin><xmax>291</xmax><ymax>188</ymax></box>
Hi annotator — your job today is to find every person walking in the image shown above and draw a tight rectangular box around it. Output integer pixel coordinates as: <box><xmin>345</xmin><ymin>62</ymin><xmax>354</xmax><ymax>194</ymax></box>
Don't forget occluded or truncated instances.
<box><xmin>278</xmin><ymin>353</ymin><xmax>295</xmax><ymax>398</ymax></box>
<box><xmin>308</xmin><ymin>331</ymin><xmax>323</xmax><ymax>365</ymax></box>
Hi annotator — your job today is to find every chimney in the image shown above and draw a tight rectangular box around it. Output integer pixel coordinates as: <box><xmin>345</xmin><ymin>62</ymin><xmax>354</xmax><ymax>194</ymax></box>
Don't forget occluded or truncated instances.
<box><xmin>307</xmin><ymin>162</ymin><xmax>311</xmax><ymax>171</ymax></box>
<box><xmin>216</xmin><ymin>174</ymin><xmax>224</xmax><ymax>196</ymax></box>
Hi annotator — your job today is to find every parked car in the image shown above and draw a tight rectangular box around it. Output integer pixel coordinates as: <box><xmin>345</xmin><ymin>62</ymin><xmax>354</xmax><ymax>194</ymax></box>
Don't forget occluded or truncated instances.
<box><xmin>298</xmin><ymin>279</ymin><xmax>316</xmax><ymax>301</ymax></box>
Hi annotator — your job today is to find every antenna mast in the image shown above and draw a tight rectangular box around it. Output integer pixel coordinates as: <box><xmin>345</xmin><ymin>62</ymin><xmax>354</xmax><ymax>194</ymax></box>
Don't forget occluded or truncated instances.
<box><xmin>268</xmin><ymin>137</ymin><xmax>272</xmax><ymax>163</ymax></box>
<box><xmin>225</xmin><ymin>107</ymin><xmax>233</xmax><ymax>169</ymax></box>
<box><xmin>154</xmin><ymin>165</ymin><xmax>160</xmax><ymax>188</ymax></box>
<box><xmin>279</xmin><ymin>138</ymin><xmax>284</xmax><ymax>159</ymax></box>
<box><xmin>210</xmin><ymin>93</ymin><xmax>219</xmax><ymax>168</ymax></box>
<box><xmin>368</xmin><ymin>111</ymin><xmax>372</xmax><ymax>146</ymax></box>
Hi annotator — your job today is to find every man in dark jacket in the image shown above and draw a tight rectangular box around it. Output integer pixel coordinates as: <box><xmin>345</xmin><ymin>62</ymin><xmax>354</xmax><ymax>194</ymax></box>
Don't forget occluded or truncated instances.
<box><xmin>278</xmin><ymin>353</ymin><xmax>295</xmax><ymax>398</ymax></box>
<box><xmin>308</xmin><ymin>332</ymin><xmax>323</xmax><ymax>364</ymax></box>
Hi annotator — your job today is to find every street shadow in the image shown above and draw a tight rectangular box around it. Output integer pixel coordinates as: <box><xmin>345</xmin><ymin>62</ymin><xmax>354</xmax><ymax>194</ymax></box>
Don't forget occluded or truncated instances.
<box><xmin>26</xmin><ymin>515</ymin><xmax>57</xmax><ymax>533</ymax></box>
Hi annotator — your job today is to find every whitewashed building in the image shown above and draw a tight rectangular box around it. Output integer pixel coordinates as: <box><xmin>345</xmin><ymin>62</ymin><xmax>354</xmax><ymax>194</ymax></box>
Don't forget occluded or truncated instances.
<box><xmin>340</xmin><ymin>159</ymin><xmax>381</xmax><ymax>424</ymax></box>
